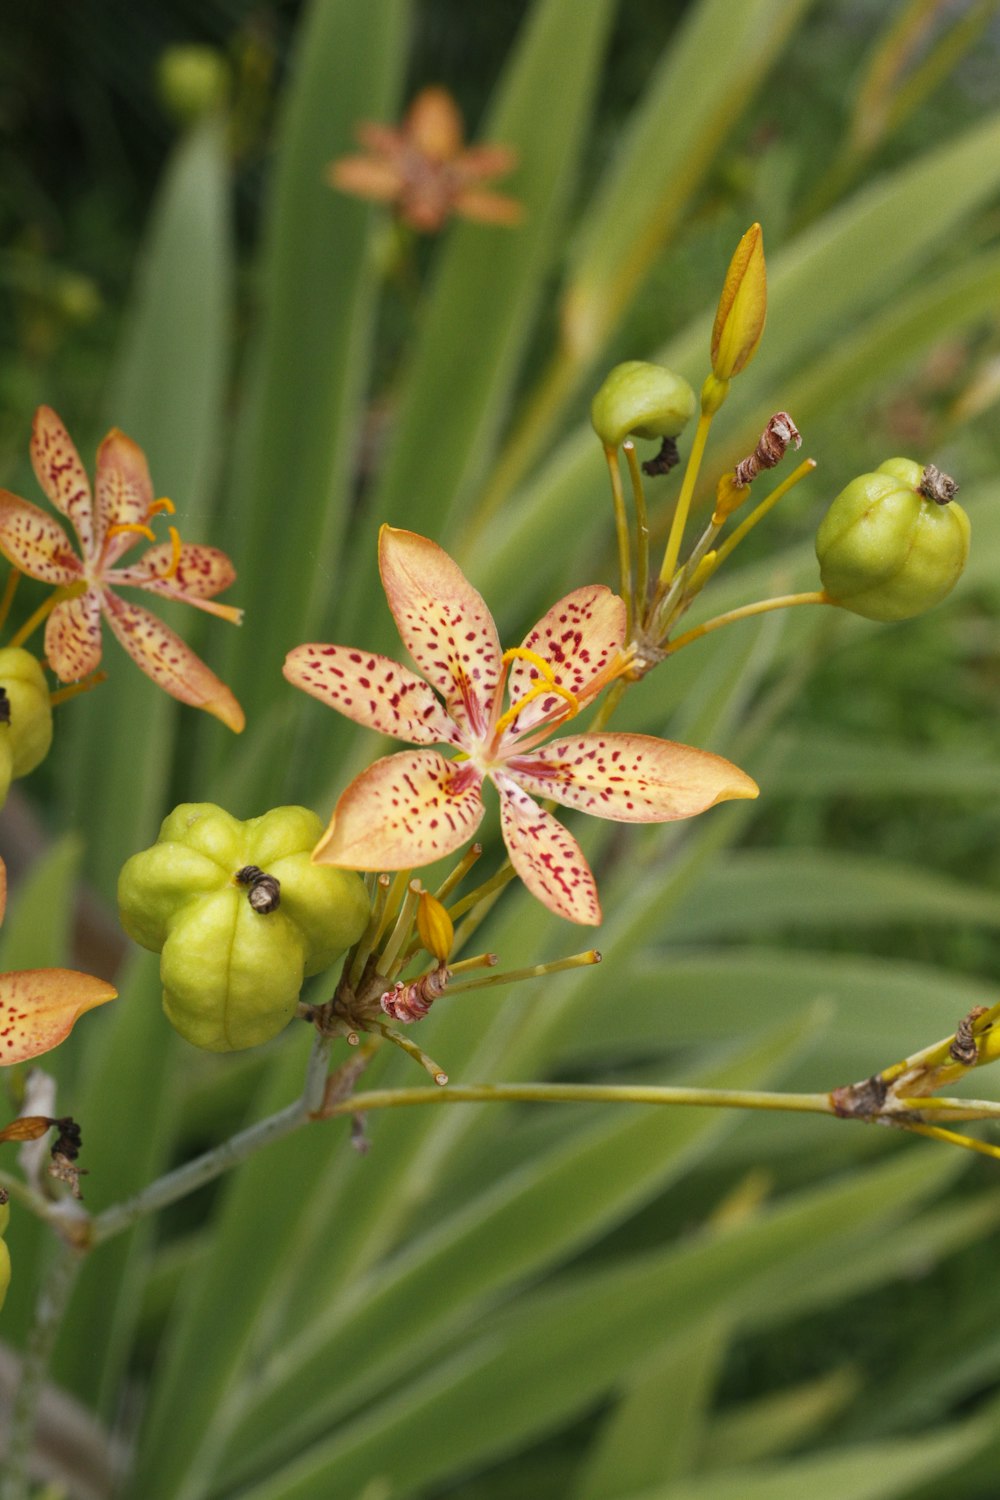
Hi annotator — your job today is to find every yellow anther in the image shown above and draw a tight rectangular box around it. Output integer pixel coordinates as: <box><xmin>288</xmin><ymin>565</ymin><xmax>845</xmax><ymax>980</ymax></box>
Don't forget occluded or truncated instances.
<box><xmin>107</xmin><ymin>522</ymin><xmax>157</xmax><ymax>543</ymax></box>
<box><xmin>150</xmin><ymin>496</ymin><xmax>176</xmax><ymax>516</ymax></box>
<box><xmin>165</xmin><ymin>526</ymin><xmax>182</xmax><ymax>578</ymax></box>
<box><xmin>501</xmin><ymin>645</ymin><xmax>558</xmax><ymax>680</ymax></box>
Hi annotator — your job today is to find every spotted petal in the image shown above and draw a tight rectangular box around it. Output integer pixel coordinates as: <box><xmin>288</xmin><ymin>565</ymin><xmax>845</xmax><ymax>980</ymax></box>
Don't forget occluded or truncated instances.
<box><xmin>327</xmin><ymin>155</ymin><xmax>405</xmax><ymax>204</ymax></box>
<box><xmin>101</xmin><ymin>592</ymin><xmax>244</xmax><ymax>731</ymax></box>
<box><xmin>284</xmin><ymin>644</ymin><xmax>460</xmax><ymax>747</ymax></box>
<box><xmin>30</xmin><ymin>406</ymin><xmax>95</xmax><ymax>556</ymax></box>
<box><xmin>0</xmin><ymin>968</ymin><xmax>117</xmax><ymax>1066</ymax></box>
<box><xmin>314</xmin><ymin>750</ymin><xmax>484</xmax><ymax>869</ymax></box>
<box><xmin>116</xmin><ymin>543</ymin><xmax>242</xmax><ymax>621</ymax></box>
<box><xmin>46</xmin><ymin>592</ymin><xmax>103</xmax><ymax>682</ymax></box>
<box><xmin>379</xmin><ymin>526</ymin><xmax>502</xmax><ymax>740</ymax></box>
<box><xmin>95</xmin><ymin>428</ymin><xmax>155</xmax><ymax>565</ymax></box>
<box><xmin>507</xmin><ymin>733</ymin><xmax>759</xmax><ymax>821</ymax></box>
<box><xmin>0</xmin><ymin>492</ymin><xmax>80</xmax><ymax>586</ymax></box>
<box><xmin>504</xmin><ymin>586</ymin><xmax>627</xmax><ymax>740</ymax></box>
<box><xmin>494</xmin><ymin>773</ymin><xmax>600</xmax><ymax>925</ymax></box>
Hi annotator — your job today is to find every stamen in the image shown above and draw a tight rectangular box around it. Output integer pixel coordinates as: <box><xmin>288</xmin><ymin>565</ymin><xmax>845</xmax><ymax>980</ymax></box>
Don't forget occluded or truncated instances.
<box><xmin>494</xmin><ymin>647</ymin><xmax>581</xmax><ymax>739</ymax></box>
<box><xmin>50</xmin><ymin>671</ymin><xmax>108</xmax><ymax>707</ymax></box>
<box><xmin>0</xmin><ymin>569</ymin><xmax>21</xmax><ymax>634</ymax></box>
<box><xmin>106</xmin><ymin>522</ymin><xmax>157</xmax><ymax>544</ymax></box>
<box><xmin>165</xmin><ymin>526</ymin><xmax>182</xmax><ymax>578</ymax></box>
<box><xmin>150</xmin><ymin>497</ymin><xmax>176</xmax><ymax>516</ymax></box>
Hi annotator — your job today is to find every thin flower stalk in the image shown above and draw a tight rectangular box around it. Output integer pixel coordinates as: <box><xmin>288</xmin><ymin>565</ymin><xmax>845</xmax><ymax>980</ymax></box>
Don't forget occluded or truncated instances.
<box><xmin>664</xmin><ymin>591</ymin><xmax>831</xmax><ymax>657</ymax></box>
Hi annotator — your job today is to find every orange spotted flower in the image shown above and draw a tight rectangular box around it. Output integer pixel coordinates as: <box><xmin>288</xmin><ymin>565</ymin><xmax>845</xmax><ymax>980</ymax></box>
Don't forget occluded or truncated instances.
<box><xmin>284</xmin><ymin>527</ymin><xmax>758</xmax><ymax>925</ymax></box>
<box><xmin>327</xmin><ymin>85</ymin><xmax>523</xmax><ymax>234</ymax></box>
<box><xmin>0</xmin><ymin>407</ymin><xmax>244</xmax><ymax>730</ymax></box>
<box><xmin>0</xmin><ymin>856</ymin><xmax>116</xmax><ymax>1065</ymax></box>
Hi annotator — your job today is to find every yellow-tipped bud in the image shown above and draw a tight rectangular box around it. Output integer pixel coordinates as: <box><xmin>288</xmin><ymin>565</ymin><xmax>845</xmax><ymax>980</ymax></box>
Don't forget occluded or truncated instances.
<box><xmin>417</xmin><ymin>890</ymin><xmax>454</xmax><ymax>962</ymax></box>
<box><xmin>590</xmin><ymin>361</ymin><xmax>695</xmax><ymax>449</ymax></box>
<box><xmin>711</xmin><ymin>223</ymin><xmax>767</xmax><ymax>382</ymax></box>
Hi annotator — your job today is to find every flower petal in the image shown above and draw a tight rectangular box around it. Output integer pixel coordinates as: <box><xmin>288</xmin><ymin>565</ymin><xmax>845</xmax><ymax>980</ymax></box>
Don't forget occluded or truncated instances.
<box><xmin>284</xmin><ymin>644</ymin><xmax>460</xmax><ymax>747</ymax></box>
<box><xmin>95</xmin><ymin>428</ymin><xmax>155</xmax><ymax>564</ymax></box>
<box><xmin>379</xmin><ymin>526</ymin><xmax>502</xmax><ymax>741</ymax></box>
<box><xmin>327</xmin><ymin>155</ymin><xmax>405</xmax><ymax>205</ymax></box>
<box><xmin>100</xmin><ymin>592</ymin><xmax>244</xmax><ymax>731</ymax></box>
<box><xmin>507</xmin><ymin>733</ymin><xmax>759</xmax><ymax>821</ymax></box>
<box><xmin>494</xmin><ymin>773</ymin><xmax>600</xmax><ymax>925</ymax></box>
<box><xmin>454</xmin><ymin>189</ymin><xmax>525</xmax><ymax>227</ymax></box>
<box><xmin>30</xmin><ymin>407</ymin><xmax>95</xmax><ymax>555</ymax></box>
<box><xmin>116</xmin><ymin>542</ymin><xmax>242</xmax><ymax>621</ymax></box>
<box><xmin>504</xmin><ymin>585</ymin><xmax>627</xmax><ymax>740</ymax></box>
<box><xmin>0</xmin><ymin>492</ymin><xmax>80</xmax><ymax>586</ymax></box>
<box><xmin>45</xmin><ymin>592</ymin><xmax>103</xmax><ymax>682</ymax></box>
<box><xmin>315</xmin><ymin>750</ymin><xmax>484</xmax><ymax>870</ymax></box>
<box><xmin>0</xmin><ymin>968</ymin><xmax>117</xmax><ymax>1066</ymax></box>
<box><xmin>407</xmin><ymin>87</ymin><xmax>463</xmax><ymax>162</ymax></box>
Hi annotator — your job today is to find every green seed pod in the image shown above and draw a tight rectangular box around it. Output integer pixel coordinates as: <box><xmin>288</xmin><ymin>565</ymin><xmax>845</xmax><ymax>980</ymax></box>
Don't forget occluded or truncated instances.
<box><xmin>0</xmin><ymin>648</ymin><xmax>54</xmax><ymax>808</ymax></box>
<box><xmin>0</xmin><ymin>1196</ymin><xmax>10</xmax><ymax>1314</ymax></box>
<box><xmin>590</xmin><ymin>361</ymin><xmax>696</xmax><ymax>449</ymax></box>
<box><xmin>816</xmin><ymin>459</ymin><xmax>970</xmax><ymax>622</ymax></box>
<box><xmin>118</xmin><ymin>803</ymin><xmax>370</xmax><ymax>1052</ymax></box>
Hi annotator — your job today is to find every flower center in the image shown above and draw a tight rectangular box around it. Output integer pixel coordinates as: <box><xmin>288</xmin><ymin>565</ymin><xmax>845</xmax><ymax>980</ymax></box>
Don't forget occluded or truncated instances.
<box><xmin>492</xmin><ymin>646</ymin><xmax>580</xmax><ymax>740</ymax></box>
<box><xmin>105</xmin><ymin>497</ymin><xmax>183</xmax><ymax>578</ymax></box>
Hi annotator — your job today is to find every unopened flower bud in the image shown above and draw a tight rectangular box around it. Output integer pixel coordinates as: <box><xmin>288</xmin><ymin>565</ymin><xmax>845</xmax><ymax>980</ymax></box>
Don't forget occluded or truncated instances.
<box><xmin>118</xmin><ymin>804</ymin><xmax>370</xmax><ymax>1052</ymax></box>
<box><xmin>156</xmin><ymin>45</ymin><xmax>230</xmax><ymax>126</ymax></box>
<box><xmin>590</xmin><ymin>362</ymin><xmax>695</xmax><ymax>449</ymax></box>
<box><xmin>416</xmin><ymin>890</ymin><xmax>453</xmax><ymax>961</ymax></box>
<box><xmin>711</xmin><ymin>223</ymin><xmax>767</xmax><ymax>383</ymax></box>
<box><xmin>816</xmin><ymin>458</ymin><xmax>970</xmax><ymax>622</ymax></box>
<box><xmin>0</xmin><ymin>648</ymin><xmax>53</xmax><ymax>808</ymax></box>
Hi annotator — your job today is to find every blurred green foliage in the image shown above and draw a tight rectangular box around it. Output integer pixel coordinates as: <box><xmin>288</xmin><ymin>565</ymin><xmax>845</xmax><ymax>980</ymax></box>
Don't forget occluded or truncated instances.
<box><xmin>3</xmin><ymin>1</ymin><xmax>1000</xmax><ymax>1497</ymax></box>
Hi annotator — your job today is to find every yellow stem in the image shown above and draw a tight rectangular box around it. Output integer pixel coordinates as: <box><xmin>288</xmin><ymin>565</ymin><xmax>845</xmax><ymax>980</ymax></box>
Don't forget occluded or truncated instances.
<box><xmin>49</xmin><ymin>671</ymin><xmax>107</xmax><ymax>708</ymax></box>
<box><xmin>710</xmin><ymin>458</ymin><xmax>817</xmax><ymax>575</ymax></box>
<box><xmin>658</xmin><ymin>408</ymin><xmax>714</xmax><ymax>585</ymax></box>
<box><xmin>8</xmin><ymin>589</ymin><xmax>67</xmax><ymax>650</ymax></box>
<box><xmin>375</xmin><ymin>879</ymin><xmax>422</xmax><ymax>979</ymax></box>
<box><xmin>374</xmin><ymin>1021</ymin><xmax>448</xmax><ymax>1086</ymax></box>
<box><xmin>623</xmin><ymin>441</ymin><xmax>650</xmax><ymax>617</ymax></box>
<box><xmin>445</xmin><ymin>949</ymin><xmax>601</xmax><ymax>995</ymax></box>
<box><xmin>665</xmin><ymin>591</ymin><xmax>831</xmax><ymax>656</ymax></box>
<box><xmin>603</xmin><ymin>444</ymin><xmax>633</xmax><ymax>638</ymax></box>
<box><xmin>896</xmin><ymin>1119</ymin><xmax>1000</xmax><ymax>1163</ymax></box>
<box><xmin>0</xmin><ymin>570</ymin><xmax>21</xmax><ymax>635</ymax></box>
<box><xmin>324</xmin><ymin>1081</ymin><xmax>836</xmax><ymax>1117</ymax></box>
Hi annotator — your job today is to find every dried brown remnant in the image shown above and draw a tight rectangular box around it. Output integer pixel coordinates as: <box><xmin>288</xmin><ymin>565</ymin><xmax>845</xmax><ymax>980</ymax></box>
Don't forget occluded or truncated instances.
<box><xmin>919</xmin><ymin>464</ymin><xmax>959</xmax><ymax>505</ymax></box>
<box><xmin>733</xmin><ymin>412</ymin><xmax>801</xmax><ymax>488</ymax></box>
<box><xmin>380</xmin><ymin>964</ymin><xmax>450</xmax><ymax>1024</ymax></box>
<box><xmin>641</xmin><ymin>436</ymin><xmax>681</xmax><ymax>478</ymax></box>
<box><xmin>949</xmin><ymin>1005</ymin><xmax>990</xmax><ymax>1065</ymax></box>
<box><xmin>235</xmin><ymin>864</ymin><xmax>281</xmax><ymax>913</ymax></box>
<box><xmin>830</xmin><ymin>1072</ymin><xmax>888</xmax><ymax>1119</ymax></box>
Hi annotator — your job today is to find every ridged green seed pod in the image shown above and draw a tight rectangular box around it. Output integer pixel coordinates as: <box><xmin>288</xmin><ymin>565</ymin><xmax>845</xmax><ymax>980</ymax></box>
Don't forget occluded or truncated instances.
<box><xmin>118</xmin><ymin>804</ymin><xmax>370</xmax><ymax>1052</ymax></box>
<box><xmin>0</xmin><ymin>648</ymin><xmax>53</xmax><ymax>807</ymax></box>
<box><xmin>816</xmin><ymin>459</ymin><xmax>970</xmax><ymax>622</ymax></box>
<box><xmin>0</xmin><ymin>1197</ymin><xmax>10</xmax><ymax>1313</ymax></box>
<box><xmin>590</xmin><ymin>361</ymin><xmax>695</xmax><ymax>448</ymax></box>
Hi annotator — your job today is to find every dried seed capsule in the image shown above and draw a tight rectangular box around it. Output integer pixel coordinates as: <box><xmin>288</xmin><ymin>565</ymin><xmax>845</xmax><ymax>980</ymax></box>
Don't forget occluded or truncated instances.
<box><xmin>590</xmin><ymin>361</ymin><xmax>695</xmax><ymax>449</ymax></box>
<box><xmin>816</xmin><ymin>458</ymin><xmax>970</xmax><ymax>621</ymax></box>
<box><xmin>0</xmin><ymin>648</ymin><xmax>53</xmax><ymax>808</ymax></box>
<box><xmin>118</xmin><ymin>804</ymin><xmax>370</xmax><ymax>1052</ymax></box>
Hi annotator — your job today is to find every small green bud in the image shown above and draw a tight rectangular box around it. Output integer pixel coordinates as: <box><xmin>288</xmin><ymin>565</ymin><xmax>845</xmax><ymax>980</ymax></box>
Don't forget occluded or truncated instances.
<box><xmin>156</xmin><ymin>45</ymin><xmax>230</xmax><ymax>127</ymax></box>
<box><xmin>0</xmin><ymin>648</ymin><xmax>53</xmax><ymax>808</ymax></box>
<box><xmin>816</xmin><ymin>459</ymin><xmax>970</xmax><ymax>622</ymax></box>
<box><xmin>118</xmin><ymin>804</ymin><xmax>370</xmax><ymax>1052</ymax></box>
<box><xmin>590</xmin><ymin>361</ymin><xmax>695</xmax><ymax>449</ymax></box>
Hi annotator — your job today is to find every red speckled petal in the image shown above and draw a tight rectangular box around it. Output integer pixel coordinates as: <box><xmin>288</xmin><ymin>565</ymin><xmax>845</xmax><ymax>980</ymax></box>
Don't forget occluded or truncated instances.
<box><xmin>379</xmin><ymin>526</ymin><xmax>502</xmax><ymax>741</ymax></box>
<box><xmin>30</xmin><ymin>407</ymin><xmax>95</xmax><ymax>555</ymax></box>
<box><xmin>315</xmin><ymin>750</ymin><xmax>484</xmax><ymax>869</ymax></box>
<box><xmin>494</xmin><ymin>773</ymin><xmax>600</xmax><ymax>925</ymax></box>
<box><xmin>504</xmin><ymin>586</ymin><xmax>626</xmax><ymax>740</ymax></box>
<box><xmin>115</xmin><ymin>543</ymin><xmax>243</xmax><ymax>622</ymax></box>
<box><xmin>454</xmin><ymin>189</ymin><xmax>524</xmax><ymax>226</ymax></box>
<box><xmin>507</xmin><ymin>733</ymin><xmax>759</xmax><ymax>822</ymax></box>
<box><xmin>284</xmin><ymin>643</ymin><xmax>460</xmax><ymax>747</ymax></box>
<box><xmin>100</xmin><ymin>592</ymin><xmax>244</xmax><ymax>731</ymax></box>
<box><xmin>0</xmin><ymin>968</ymin><xmax>117</xmax><ymax>1065</ymax></box>
<box><xmin>95</xmin><ymin>428</ymin><xmax>155</xmax><ymax>563</ymax></box>
<box><xmin>327</xmin><ymin>155</ymin><xmax>405</xmax><ymax>203</ymax></box>
<box><xmin>45</xmin><ymin>592</ymin><xmax>103</xmax><ymax>682</ymax></box>
<box><xmin>0</xmin><ymin>491</ymin><xmax>81</xmax><ymax>585</ymax></box>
